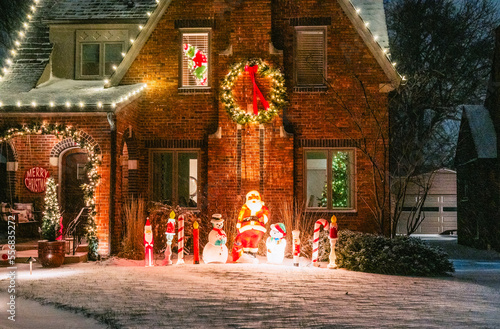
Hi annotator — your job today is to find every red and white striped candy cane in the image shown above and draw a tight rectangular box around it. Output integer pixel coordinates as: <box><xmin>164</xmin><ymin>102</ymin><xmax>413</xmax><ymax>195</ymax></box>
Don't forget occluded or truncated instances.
<box><xmin>312</xmin><ymin>218</ymin><xmax>329</xmax><ymax>266</ymax></box>
<box><xmin>176</xmin><ymin>215</ymin><xmax>185</xmax><ymax>265</ymax></box>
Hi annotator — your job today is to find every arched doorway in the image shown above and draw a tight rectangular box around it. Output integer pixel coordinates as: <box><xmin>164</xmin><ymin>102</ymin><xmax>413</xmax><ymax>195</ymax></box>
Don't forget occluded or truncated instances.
<box><xmin>59</xmin><ymin>148</ymin><xmax>89</xmax><ymax>228</ymax></box>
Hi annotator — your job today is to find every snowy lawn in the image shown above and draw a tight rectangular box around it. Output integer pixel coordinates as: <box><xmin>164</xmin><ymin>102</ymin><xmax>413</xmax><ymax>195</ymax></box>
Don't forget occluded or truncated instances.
<box><xmin>1</xmin><ymin>255</ymin><xmax>500</xmax><ymax>328</ymax></box>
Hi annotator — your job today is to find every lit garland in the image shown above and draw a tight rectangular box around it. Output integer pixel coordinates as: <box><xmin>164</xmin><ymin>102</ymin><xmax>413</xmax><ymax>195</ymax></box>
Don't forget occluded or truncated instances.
<box><xmin>220</xmin><ymin>58</ymin><xmax>287</xmax><ymax>125</ymax></box>
<box><xmin>0</xmin><ymin>122</ymin><xmax>100</xmax><ymax>260</ymax></box>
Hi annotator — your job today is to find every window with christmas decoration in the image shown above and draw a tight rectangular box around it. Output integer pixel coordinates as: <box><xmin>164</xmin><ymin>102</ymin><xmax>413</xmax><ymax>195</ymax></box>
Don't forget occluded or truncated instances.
<box><xmin>294</xmin><ymin>26</ymin><xmax>326</xmax><ymax>86</ymax></box>
<box><xmin>305</xmin><ymin>149</ymin><xmax>355</xmax><ymax>210</ymax></box>
<box><xmin>150</xmin><ymin>150</ymin><xmax>199</xmax><ymax>208</ymax></box>
<box><xmin>180</xmin><ymin>29</ymin><xmax>210</xmax><ymax>87</ymax></box>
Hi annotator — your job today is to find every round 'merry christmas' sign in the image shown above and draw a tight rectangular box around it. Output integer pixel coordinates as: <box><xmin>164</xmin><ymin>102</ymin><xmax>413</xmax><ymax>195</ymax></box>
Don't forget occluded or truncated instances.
<box><xmin>221</xmin><ymin>58</ymin><xmax>287</xmax><ymax>125</ymax></box>
<box><xmin>24</xmin><ymin>167</ymin><xmax>50</xmax><ymax>193</ymax></box>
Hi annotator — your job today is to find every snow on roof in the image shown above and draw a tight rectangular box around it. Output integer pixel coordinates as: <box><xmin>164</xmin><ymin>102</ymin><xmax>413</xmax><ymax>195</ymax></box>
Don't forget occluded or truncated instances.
<box><xmin>350</xmin><ymin>0</ymin><xmax>389</xmax><ymax>50</ymax></box>
<box><xmin>0</xmin><ymin>78</ymin><xmax>146</xmax><ymax>109</ymax></box>
<box><xmin>461</xmin><ymin>105</ymin><xmax>497</xmax><ymax>159</ymax></box>
<box><xmin>44</xmin><ymin>0</ymin><xmax>158</xmax><ymax>21</ymax></box>
<box><xmin>0</xmin><ymin>0</ymin><xmax>157</xmax><ymax>94</ymax></box>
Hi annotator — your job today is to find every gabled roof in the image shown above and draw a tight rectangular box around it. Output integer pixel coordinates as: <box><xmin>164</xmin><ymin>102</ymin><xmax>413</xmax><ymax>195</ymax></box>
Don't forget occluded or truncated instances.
<box><xmin>350</xmin><ymin>0</ymin><xmax>389</xmax><ymax>50</ymax></box>
<box><xmin>0</xmin><ymin>0</ymin><xmax>159</xmax><ymax>108</ymax></box>
<box><xmin>337</xmin><ymin>0</ymin><xmax>401</xmax><ymax>87</ymax></box>
<box><xmin>44</xmin><ymin>0</ymin><xmax>158</xmax><ymax>21</ymax></box>
<box><xmin>460</xmin><ymin>105</ymin><xmax>497</xmax><ymax>159</ymax></box>
<box><xmin>1</xmin><ymin>0</ymin><xmax>400</xmax><ymax>108</ymax></box>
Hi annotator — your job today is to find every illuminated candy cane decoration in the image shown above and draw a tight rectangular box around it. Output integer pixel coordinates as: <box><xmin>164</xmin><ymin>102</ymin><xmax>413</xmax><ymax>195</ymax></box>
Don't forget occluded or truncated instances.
<box><xmin>176</xmin><ymin>215</ymin><xmax>185</xmax><ymax>265</ymax></box>
<box><xmin>312</xmin><ymin>218</ymin><xmax>330</xmax><ymax>266</ymax></box>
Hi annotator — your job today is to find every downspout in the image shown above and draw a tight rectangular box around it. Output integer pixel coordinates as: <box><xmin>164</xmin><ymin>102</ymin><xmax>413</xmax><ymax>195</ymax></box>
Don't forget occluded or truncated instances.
<box><xmin>107</xmin><ymin>112</ymin><xmax>117</xmax><ymax>255</ymax></box>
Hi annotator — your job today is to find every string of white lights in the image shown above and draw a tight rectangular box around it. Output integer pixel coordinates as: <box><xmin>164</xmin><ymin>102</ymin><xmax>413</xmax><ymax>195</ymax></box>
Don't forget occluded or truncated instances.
<box><xmin>0</xmin><ymin>0</ymin><xmax>160</xmax><ymax>107</ymax></box>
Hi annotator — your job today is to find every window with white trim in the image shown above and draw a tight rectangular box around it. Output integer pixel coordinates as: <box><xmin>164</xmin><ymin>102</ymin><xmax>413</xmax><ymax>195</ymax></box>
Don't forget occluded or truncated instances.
<box><xmin>181</xmin><ymin>30</ymin><xmax>210</xmax><ymax>87</ymax></box>
<box><xmin>295</xmin><ymin>27</ymin><xmax>326</xmax><ymax>86</ymax></box>
<box><xmin>76</xmin><ymin>30</ymin><xmax>128</xmax><ymax>79</ymax></box>
<box><xmin>150</xmin><ymin>150</ymin><xmax>199</xmax><ymax>208</ymax></box>
<box><xmin>305</xmin><ymin>149</ymin><xmax>355</xmax><ymax>210</ymax></box>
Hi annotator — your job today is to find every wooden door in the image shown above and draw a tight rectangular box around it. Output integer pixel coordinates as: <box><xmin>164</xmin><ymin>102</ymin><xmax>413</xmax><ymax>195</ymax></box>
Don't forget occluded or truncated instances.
<box><xmin>61</xmin><ymin>152</ymin><xmax>89</xmax><ymax>229</ymax></box>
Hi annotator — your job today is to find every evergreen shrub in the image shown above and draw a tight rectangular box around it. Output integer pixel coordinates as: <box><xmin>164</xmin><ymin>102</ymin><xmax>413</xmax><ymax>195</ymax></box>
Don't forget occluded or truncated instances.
<box><xmin>325</xmin><ymin>230</ymin><xmax>454</xmax><ymax>276</ymax></box>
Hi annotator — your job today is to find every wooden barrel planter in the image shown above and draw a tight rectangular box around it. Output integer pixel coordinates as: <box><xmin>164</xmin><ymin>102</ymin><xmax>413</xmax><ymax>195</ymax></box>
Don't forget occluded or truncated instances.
<box><xmin>38</xmin><ymin>240</ymin><xmax>66</xmax><ymax>268</ymax></box>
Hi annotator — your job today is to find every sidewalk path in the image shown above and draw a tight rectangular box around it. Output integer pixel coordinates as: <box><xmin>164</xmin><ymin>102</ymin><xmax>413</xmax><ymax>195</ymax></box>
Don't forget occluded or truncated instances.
<box><xmin>0</xmin><ymin>293</ymin><xmax>107</xmax><ymax>329</ymax></box>
<box><xmin>2</xmin><ymin>254</ymin><xmax>500</xmax><ymax>328</ymax></box>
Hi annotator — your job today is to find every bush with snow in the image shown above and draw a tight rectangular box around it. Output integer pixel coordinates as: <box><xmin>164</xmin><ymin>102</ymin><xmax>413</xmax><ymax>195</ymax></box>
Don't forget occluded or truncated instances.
<box><xmin>318</xmin><ymin>230</ymin><xmax>454</xmax><ymax>276</ymax></box>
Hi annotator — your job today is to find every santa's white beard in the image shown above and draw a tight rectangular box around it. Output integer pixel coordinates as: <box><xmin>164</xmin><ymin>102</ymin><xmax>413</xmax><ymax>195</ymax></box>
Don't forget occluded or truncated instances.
<box><xmin>247</xmin><ymin>201</ymin><xmax>262</xmax><ymax>214</ymax></box>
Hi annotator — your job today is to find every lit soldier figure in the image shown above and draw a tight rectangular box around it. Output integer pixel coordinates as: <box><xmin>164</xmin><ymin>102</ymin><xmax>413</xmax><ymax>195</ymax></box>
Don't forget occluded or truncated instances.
<box><xmin>144</xmin><ymin>218</ymin><xmax>154</xmax><ymax>267</ymax></box>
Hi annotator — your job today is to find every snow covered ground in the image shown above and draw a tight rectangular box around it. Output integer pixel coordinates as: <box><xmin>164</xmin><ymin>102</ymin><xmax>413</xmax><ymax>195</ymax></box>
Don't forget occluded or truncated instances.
<box><xmin>1</xmin><ymin>254</ymin><xmax>500</xmax><ymax>328</ymax></box>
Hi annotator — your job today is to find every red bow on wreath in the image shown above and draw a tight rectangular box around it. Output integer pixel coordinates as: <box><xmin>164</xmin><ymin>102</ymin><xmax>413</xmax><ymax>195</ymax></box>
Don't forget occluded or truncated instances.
<box><xmin>245</xmin><ymin>65</ymin><xmax>269</xmax><ymax>115</ymax></box>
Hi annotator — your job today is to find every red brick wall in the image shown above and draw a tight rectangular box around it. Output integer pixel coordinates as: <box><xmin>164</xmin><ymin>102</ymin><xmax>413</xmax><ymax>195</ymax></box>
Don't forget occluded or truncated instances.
<box><xmin>0</xmin><ymin>115</ymin><xmax>112</xmax><ymax>255</ymax></box>
<box><xmin>116</xmin><ymin>0</ymin><xmax>390</xmax><ymax>232</ymax></box>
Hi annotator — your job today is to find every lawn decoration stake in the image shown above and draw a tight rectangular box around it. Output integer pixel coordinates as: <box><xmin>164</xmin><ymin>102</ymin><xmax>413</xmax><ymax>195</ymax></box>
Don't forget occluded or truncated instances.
<box><xmin>327</xmin><ymin>215</ymin><xmax>338</xmax><ymax>269</ymax></box>
<box><xmin>312</xmin><ymin>218</ymin><xmax>330</xmax><ymax>266</ymax></box>
<box><xmin>266</xmin><ymin>223</ymin><xmax>286</xmax><ymax>264</ymax></box>
<box><xmin>144</xmin><ymin>218</ymin><xmax>154</xmax><ymax>267</ymax></box>
<box><xmin>292</xmin><ymin>230</ymin><xmax>300</xmax><ymax>267</ymax></box>
<box><xmin>163</xmin><ymin>211</ymin><xmax>176</xmax><ymax>265</ymax></box>
<box><xmin>176</xmin><ymin>215</ymin><xmax>185</xmax><ymax>265</ymax></box>
<box><xmin>202</xmin><ymin>214</ymin><xmax>228</xmax><ymax>264</ymax></box>
<box><xmin>232</xmin><ymin>190</ymin><xmax>269</xmax><ymax>263</ymax></box>
<box><xmin>193</xmin><ymin>221</ymin><xmax>200</xmax><ymax>264</ymax></box>
<box><xmin>26</xmin><ymin>256</ymin><xmax>36</xmax><ymax>275</ymax></box>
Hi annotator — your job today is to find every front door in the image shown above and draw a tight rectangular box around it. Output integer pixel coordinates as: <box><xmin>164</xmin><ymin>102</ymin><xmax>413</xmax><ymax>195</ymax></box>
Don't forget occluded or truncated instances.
<box><xmin>61</xmin><ymin>151</ymin><xmax>89</xmax><ymax>229</ymax></box>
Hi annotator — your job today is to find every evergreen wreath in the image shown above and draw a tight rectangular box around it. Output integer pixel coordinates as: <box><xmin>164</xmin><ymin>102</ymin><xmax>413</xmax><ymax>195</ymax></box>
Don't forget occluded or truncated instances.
<box><xmin>220</xmin><ymin>58</ymin><xmax>287</xmax><ymax>125</ymax></box>
<box><xmin>0</xmin><ymin>122</ymin><xmax>100</xmax><ymax>260</ymax></box>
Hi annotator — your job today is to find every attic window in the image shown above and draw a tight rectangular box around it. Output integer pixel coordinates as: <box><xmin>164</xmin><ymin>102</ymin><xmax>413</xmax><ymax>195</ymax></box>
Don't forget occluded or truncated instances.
<box><xmin>76</xmin><ymin>30</ymin><xmax>128</xmax><ymax>79</ymax></box>
<box><xmin>295</xmin><ymin>27</ymin><xmax>326</xmax><ymax>86</ymax></box>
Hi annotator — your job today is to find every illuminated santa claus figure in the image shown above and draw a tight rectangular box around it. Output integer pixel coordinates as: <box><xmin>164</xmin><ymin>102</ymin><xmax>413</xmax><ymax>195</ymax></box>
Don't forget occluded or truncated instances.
<box><xmin>144</xmin><ymin>218</ymin><xmax>154</xmax><ymax>267</ymax></box>
<box><xmin>232</xmin><ymin>190</ymin><xmax>269</xmax><ymax>263</ymax></box>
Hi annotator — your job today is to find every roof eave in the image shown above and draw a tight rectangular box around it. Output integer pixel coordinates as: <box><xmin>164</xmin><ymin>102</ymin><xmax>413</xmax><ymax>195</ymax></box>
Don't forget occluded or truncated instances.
<box><xmin>337</xmin><ymin>0</ymin><xmax>401</xmax><ymax>88</ymax></box>
<box><xmin>106</xmin><ymin>0</ymin><xmax>173</xmax><ymax>88</ymax></box>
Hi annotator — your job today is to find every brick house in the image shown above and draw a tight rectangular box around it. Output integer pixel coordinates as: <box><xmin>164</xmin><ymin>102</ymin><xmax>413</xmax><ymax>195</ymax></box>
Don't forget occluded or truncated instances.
<box><xmin>0</xmin><ymin>0</ymin><xmax>400</xmax><ymax>256</ymax></box>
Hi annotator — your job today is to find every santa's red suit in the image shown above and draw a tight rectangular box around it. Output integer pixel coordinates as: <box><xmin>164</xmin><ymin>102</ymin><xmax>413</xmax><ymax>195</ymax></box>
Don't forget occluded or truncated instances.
<box><xmin>232</xmin><ymin>196</ymin><xmax>269</xmax><ymax>261</ymax></box>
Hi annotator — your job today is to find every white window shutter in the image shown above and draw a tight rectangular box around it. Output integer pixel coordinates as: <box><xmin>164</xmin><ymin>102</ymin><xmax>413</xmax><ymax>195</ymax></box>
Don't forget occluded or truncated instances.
<box><xmin>296</xmin><ymin>30</ymin><xmax>325</xmax><ymax>86</ymax></box>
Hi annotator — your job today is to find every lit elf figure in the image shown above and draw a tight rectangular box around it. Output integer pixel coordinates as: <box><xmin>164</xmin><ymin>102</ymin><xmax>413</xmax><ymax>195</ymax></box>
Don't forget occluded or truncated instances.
<box><xmin>163</xmin><ymin>211</ymin><xmax>176</xmax><ymax>265</ymax></box>
<box><xmin>328</xmin><ymin>215</ymin><xmax>338</xmax><ymax>269</ymax></box>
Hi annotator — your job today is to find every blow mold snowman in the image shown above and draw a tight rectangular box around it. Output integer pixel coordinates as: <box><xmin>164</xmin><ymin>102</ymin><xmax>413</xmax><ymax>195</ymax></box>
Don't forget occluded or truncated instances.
<box><xmin>202</xmin><ymin>214</ymin><xmax>228</xmax><ymax>264</ymax></box>
<box><xmin>266</xmin><ymin>223</ymin><xmax>287</xmax><ymax>264</ymax></box>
